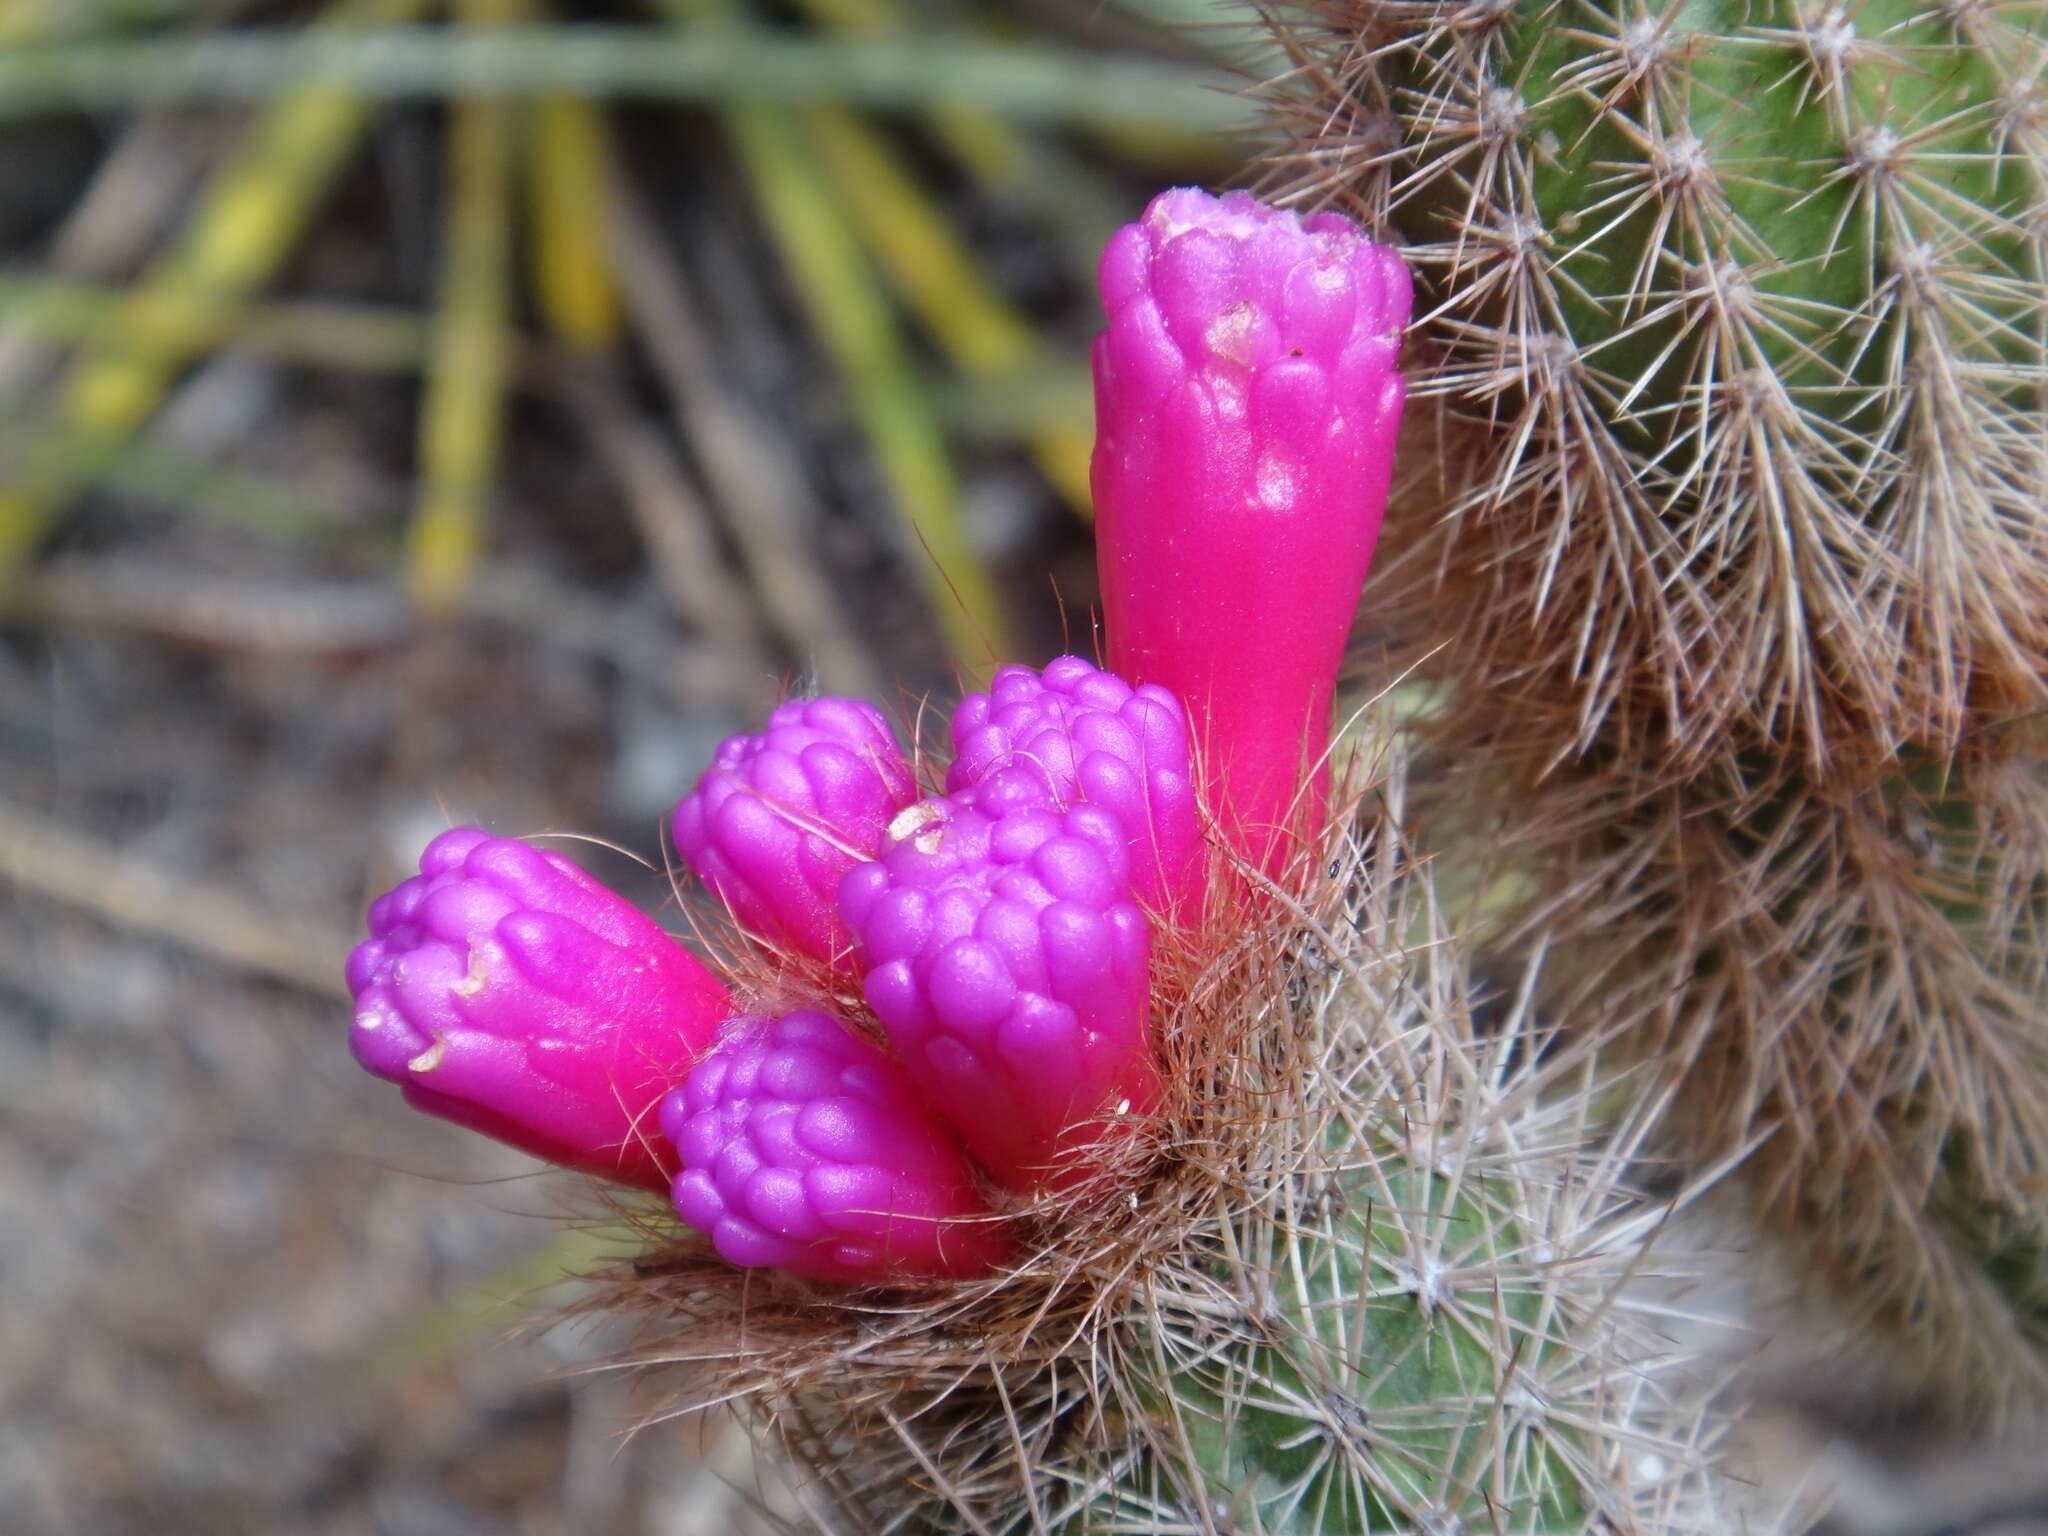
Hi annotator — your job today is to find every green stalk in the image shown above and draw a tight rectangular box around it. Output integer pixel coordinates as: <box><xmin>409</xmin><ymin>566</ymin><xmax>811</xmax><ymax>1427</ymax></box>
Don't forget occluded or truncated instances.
<box><xmin>803</xmin><ymin>103</ymin><xmax>1095</xmax><ymax>514</ymax></box>
<box><xmin>0</xmin><ymin>26</ymin><xmax>1257</xmax><ymax>134</ymax></box>
<box><xmin>525</xmin><ymin>89</ymin><xmax>620</xmax><ymax>355</ymax></box>
<box><xmin>404</xmin><ymin>0</ymin><xmax>518</xmax><ymax>616</ymax></box>
<box><xmin>0</xmin><ymin>0</ymin><xmax>435</xmax><ymax>587</ymax></box>
<box><xmin>649</xmin><ymin>0</ymin><xmax>1008</xmax><ymax>672</ymax></box>
<box><xmin>725</xmin><ymin>100</ymin><xmax>1006</xmax><ymax>672</ymax></box>
<box><xmin>0</xmin><ymin>270</ymin><xmax>432</xmax><ymax>373</ymax></box>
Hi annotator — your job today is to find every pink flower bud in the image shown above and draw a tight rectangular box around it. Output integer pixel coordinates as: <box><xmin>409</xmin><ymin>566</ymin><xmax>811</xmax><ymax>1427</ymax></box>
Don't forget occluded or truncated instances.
<box><xmin>1091</xmin><ymin>187</ymin><xmax>1410</xmax><ymax>871</ymax></box>
<box><xmin>347</xmin><ymin>827</ymin><xmax>732</xmax><ymax>1191</ymax></box>
<box><xmin>947</xmin><ymin>655</ymin><xmax>1203</xmax><ymax>920</ymax></box>
<box><xmin>664</xmin><ymin>1009</ymin><xmax>1010</xmax><ymax>1284</ymax></box>
<box><xmin>839</xmin><ymin>797</ymin><xmax>1159</xmax><ymax>1190</ymax></box>
<box><xmin>673</xmin><ymin>697</ymin><xmax>919</xmax><ymax>969</ymax></box>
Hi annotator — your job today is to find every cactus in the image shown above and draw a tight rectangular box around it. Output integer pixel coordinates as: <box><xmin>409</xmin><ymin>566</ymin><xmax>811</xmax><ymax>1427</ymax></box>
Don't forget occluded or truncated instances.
<box><xmin>603</xmin><ymin>187</ymin><xmax>1745</xmax><ymax>1530</ymax></box>
<box><xmin>604</xmin><ymin>804</ymin><xmax>1743</xmax><ymax>1535</ymax></box>
<box><xmin>1454</xmin><ymin>727</ymin><xmax>2048</xmax><ymax>1410</ymax></box>
<box><xmin>1259</xmin><ymin>0</ymin><xmax>2048</xmax><ymax>1413</ymax></box>
<box><xmin>1266</xmin><ymin>0</ymin><xmax>2047</xmax><ymax>765</ymax></box>
<box><xmin>344</xmin><ymin>187</ymin><xmax>1764</xmax><ymax>1529</ymax></box>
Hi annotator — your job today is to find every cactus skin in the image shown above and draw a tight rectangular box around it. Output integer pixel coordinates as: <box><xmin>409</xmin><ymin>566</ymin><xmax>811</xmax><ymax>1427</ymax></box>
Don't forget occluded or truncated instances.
<box><xmin>663</xmin><ymin>1010</ymin><xmax>1010</xmax><ymax>1285</ymax></box>
<box><xmin>947</xmin><ymin>655</ymin><xmax>1203</xmax><ymax>919</ymax></box>
<box><xmin>1520</xmin><ymin>740</ymin><xmax>2048</xmax><ymax>1411</ymax></box>
<box><xmin>1157</xmin><ymin>1169</ymin><xmax>1589</xmax><ymax>1534</ymax></box>
<box><xmin>346</xmin><ymin>827</ymin><xmax>732</xmax><ymax>1192</ymax></box>
<box><xmin>1271</xmin><ymin>0</ymin><xmax>2048</xmax><ymax>765</ymax></box>
<box><xmin>838</xmin><ymin>795</ymin><xmax>1160</xmax><ymax>1190</ymax></box>
<box><xmin>673</xmin><ymin>696</ymin><xmax>918</xmax><ymax>969</ymax></box>
<box><xmin>1092</xmin><ymin>188</ymin><xmax>1410</xmax><ymax>871</ymax></box>
<box><xmin>1268</xmin><ymin>0</ymin><xmax>2048</xmax><ymax>1415</ymax></box>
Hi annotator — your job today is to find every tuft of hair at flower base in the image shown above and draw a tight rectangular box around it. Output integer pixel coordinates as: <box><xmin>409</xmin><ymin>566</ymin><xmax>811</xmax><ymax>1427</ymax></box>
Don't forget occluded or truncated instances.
<box><xmin>1091</xmin><ymin>187</ymin><xmax>1409</xmax><ymax>872</ymax></box>
<box><xmin>346</xmin><ymin>827</ymin><xmax>732</xmax><ymax>1191</ymax></box>
<box><xmin>948</xmin><ymin>654</ymin><xmax>1203</xmax><ymax>920</ymax></box>
<box><xmin>602</xmin><ymin>809</ymin><xmax>1758</xmax><ymax>1536</ymax></box>
<box><xmin>672</xmin><ymin>696</ymin><xmax>918</xmax><ymax>970</ymax></box>
<box><xmin>662</xmin><ymin>1009</ymin><xmax>1010</xmax><ymax>1285</ymax></box>
<box><xmin>839</xmin><ymin>794</ymin><xmax>1159</xmax><ymax>1191</ymax></box>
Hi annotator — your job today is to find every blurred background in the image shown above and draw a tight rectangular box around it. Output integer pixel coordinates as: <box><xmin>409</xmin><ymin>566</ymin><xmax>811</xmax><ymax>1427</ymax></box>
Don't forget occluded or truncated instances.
<box><xmin>0</xmin><ymin>2</ymin><xmax>1262</xmax><ymax>1530</ymax></box>
<box><xmin>8</xmin><ymin>6</ymin><xmax>2048</xmax><ymax>1536</ymax></box>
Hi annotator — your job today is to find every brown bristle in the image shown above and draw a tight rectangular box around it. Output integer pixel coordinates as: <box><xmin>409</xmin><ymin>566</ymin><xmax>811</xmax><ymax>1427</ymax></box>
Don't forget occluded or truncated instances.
<box><xmin>1259</xmin><ymin>0</ymin><xmax>2048</xmax><ymax>772</ymax></box>
<box><xmin>1266</xmin><ymin>0</ymin><xmax>2048</xmax><ymax>1419</ymax></box>
<box><xmin>576</xmin><ymin>734</ymin><xmax>1759</xmax><ymax>1533</ymax></box>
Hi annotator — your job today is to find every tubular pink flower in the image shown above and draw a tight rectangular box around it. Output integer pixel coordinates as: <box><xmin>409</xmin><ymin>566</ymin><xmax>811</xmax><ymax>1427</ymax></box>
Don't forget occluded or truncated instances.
<box><xmin>838</xmin><ymin>797</ymin><xmax>1159</xmax><ymax>1191</ymax></box>
<box><xmin>664</xmin><ymin>1009</ymin><xmax>1010</xmax><ymax>1284</ymax></box>
<box><xmin>946</xmin><ymin>655</ymin><xmax>1203</xmax><ymax>920</ymax></box>
<box><xmin>346</xmin><ymin>827</ymin><xmax>732</xmax><ymax>1191</ymax></box>
<box><xmin>673</xmin><ymin>697</ymin><xmax>919</xmax><ymax>969</ymax></box>
<box><xmin>1091</xmin><ymin>187</ymin><xmax>1410</xmax><ymax>871</ymax></box>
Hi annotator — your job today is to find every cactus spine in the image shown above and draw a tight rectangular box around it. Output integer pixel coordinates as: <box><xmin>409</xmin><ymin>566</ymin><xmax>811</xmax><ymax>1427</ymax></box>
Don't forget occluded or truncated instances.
<box><xmin>1276</xmin><ymin>0</ymin><xmax>2047</xmax><ymax>761</ymax></box>
<box><xmin>1263</xmin><ymin>0</ymin><xmax>2048</xmax><ymax>1411</ymax></box>
<box><xmin>606</xmin><ymin>785</ymin><xmax>1742</xmax><ymax>1534</ymax></box>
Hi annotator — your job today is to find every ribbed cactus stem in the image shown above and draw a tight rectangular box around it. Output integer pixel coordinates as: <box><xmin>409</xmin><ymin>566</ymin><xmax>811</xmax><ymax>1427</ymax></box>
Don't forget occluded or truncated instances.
<box><xmin>1276</xmin><ymin>0</ymin><xmax>2048</xmax><ymax>755</ymax></box>
<box><xmin>1158</xmin><ymin>1164</ymin><xmax>1591</xmax><ymax>1532</ymax></box>
<box><xmin>1261</xmin><ymin>0</ymin><xmax>2048</xmax><ymax>1413</ymax></box>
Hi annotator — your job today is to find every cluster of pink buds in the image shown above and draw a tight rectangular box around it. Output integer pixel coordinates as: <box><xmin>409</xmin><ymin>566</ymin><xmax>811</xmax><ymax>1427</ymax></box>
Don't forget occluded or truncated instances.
<box><xmin>344</xmin><ymin>189</ymin><xmax>1408</xmax><ymax>1286</ymax></box>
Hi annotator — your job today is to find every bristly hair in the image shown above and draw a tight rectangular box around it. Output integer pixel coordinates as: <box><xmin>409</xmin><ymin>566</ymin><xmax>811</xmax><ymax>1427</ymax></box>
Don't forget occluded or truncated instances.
<box><xmin>1256</xmin><ymin>0</ymin><xmax>2048</xmax><ymax>775</ymax></box>
<box><xmin>1253</xmin><ymin>0</ymin><xmax>2048</xmax><ymax>1421</ymax></box>
<box><xmin>1405</xmin><ymin>674</ymin><xmax>2048</xmax><ymax>1415</ymax></box>
<box><xmin>573</xmin><ymin>734</ymin><xmax>1759</xmax><ymax>1535</ymax></box>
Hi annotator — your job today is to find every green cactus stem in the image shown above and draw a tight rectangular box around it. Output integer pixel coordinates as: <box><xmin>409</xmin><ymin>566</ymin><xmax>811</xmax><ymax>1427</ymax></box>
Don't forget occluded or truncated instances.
<box><xmin>1270</xmin><ymin>0</ymin><xmax>2048</xmax><ymax>763</ymax></box>
<box><xmin>1264</xmin><ymin>0</ymin><xmax>2048</xmax><ymax>1420</ymax></box>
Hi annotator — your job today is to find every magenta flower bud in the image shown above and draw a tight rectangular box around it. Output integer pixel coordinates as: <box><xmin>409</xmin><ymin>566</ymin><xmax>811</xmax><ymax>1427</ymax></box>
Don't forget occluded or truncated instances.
<box><xmin>1091</xmin><ymin>187</ymin><xmax>1410</xmax><ymax>871</ymax></box>
<box><xmin>663</xmin><ymin>1010</ymin><xmax>1010</xmax><ymax>1284</ymax></box>
<box><xmin>838</xmin><ymin>797</ymin><xmax>1159</xmax><ymax>1190</ymax></box>
<box><xmin>946</xmin><ymin>655</ymin><xmax>1202</xmax><ymax>919</ymax></box>
<box><xmin>347</xmin><ymin>827</ymin><xmax>733</xmax><ymax>1191</ymax></box>
<box><xmin>673</xmin><ymin>697</ymin><xmax>919</xmax><ymax>968</ymax></box>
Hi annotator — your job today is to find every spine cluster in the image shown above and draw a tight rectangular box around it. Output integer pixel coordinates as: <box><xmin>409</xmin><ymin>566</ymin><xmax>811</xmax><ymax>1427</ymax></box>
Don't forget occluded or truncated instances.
<box><xmin>1268</xmin><ymin>0</ymin><xmax>2047</xmax><ymax>763</ymax></box>
<box><xmin>1264</xmin><ymin>0</ymin><xmax>2048</xmax><ymax>1412</ymax></box>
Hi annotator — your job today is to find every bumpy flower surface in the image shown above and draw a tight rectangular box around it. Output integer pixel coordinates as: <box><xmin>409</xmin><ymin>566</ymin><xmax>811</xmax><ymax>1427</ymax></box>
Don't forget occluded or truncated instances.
<box><xmin>673</xmin><ymin>697</ymin><xmax>918</xmax><ymax>968</ymax></box>
<box><xmin>947</xmin><ymin>655</ymin><xmax>1202</xmax><ymax>919</ymax></box>
<box><xmin>1092</xmin><ymin>187</ymin><xmax>1409</xmax><ymax>870</ymax></box>
<box><xmin>839</xmin><ymin>797</ymin><xmax>1159</xmax><ymax>1189</ymax></box>
<box><xmin>347</xmin><ymin>827</ymin><xmax>733</xmax><ymax>1191</ymax></box>
<box><xmin>664</xmin><ymin>1010</ymin><xmax>1010</xmax><ymax>1283</ymax></box>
